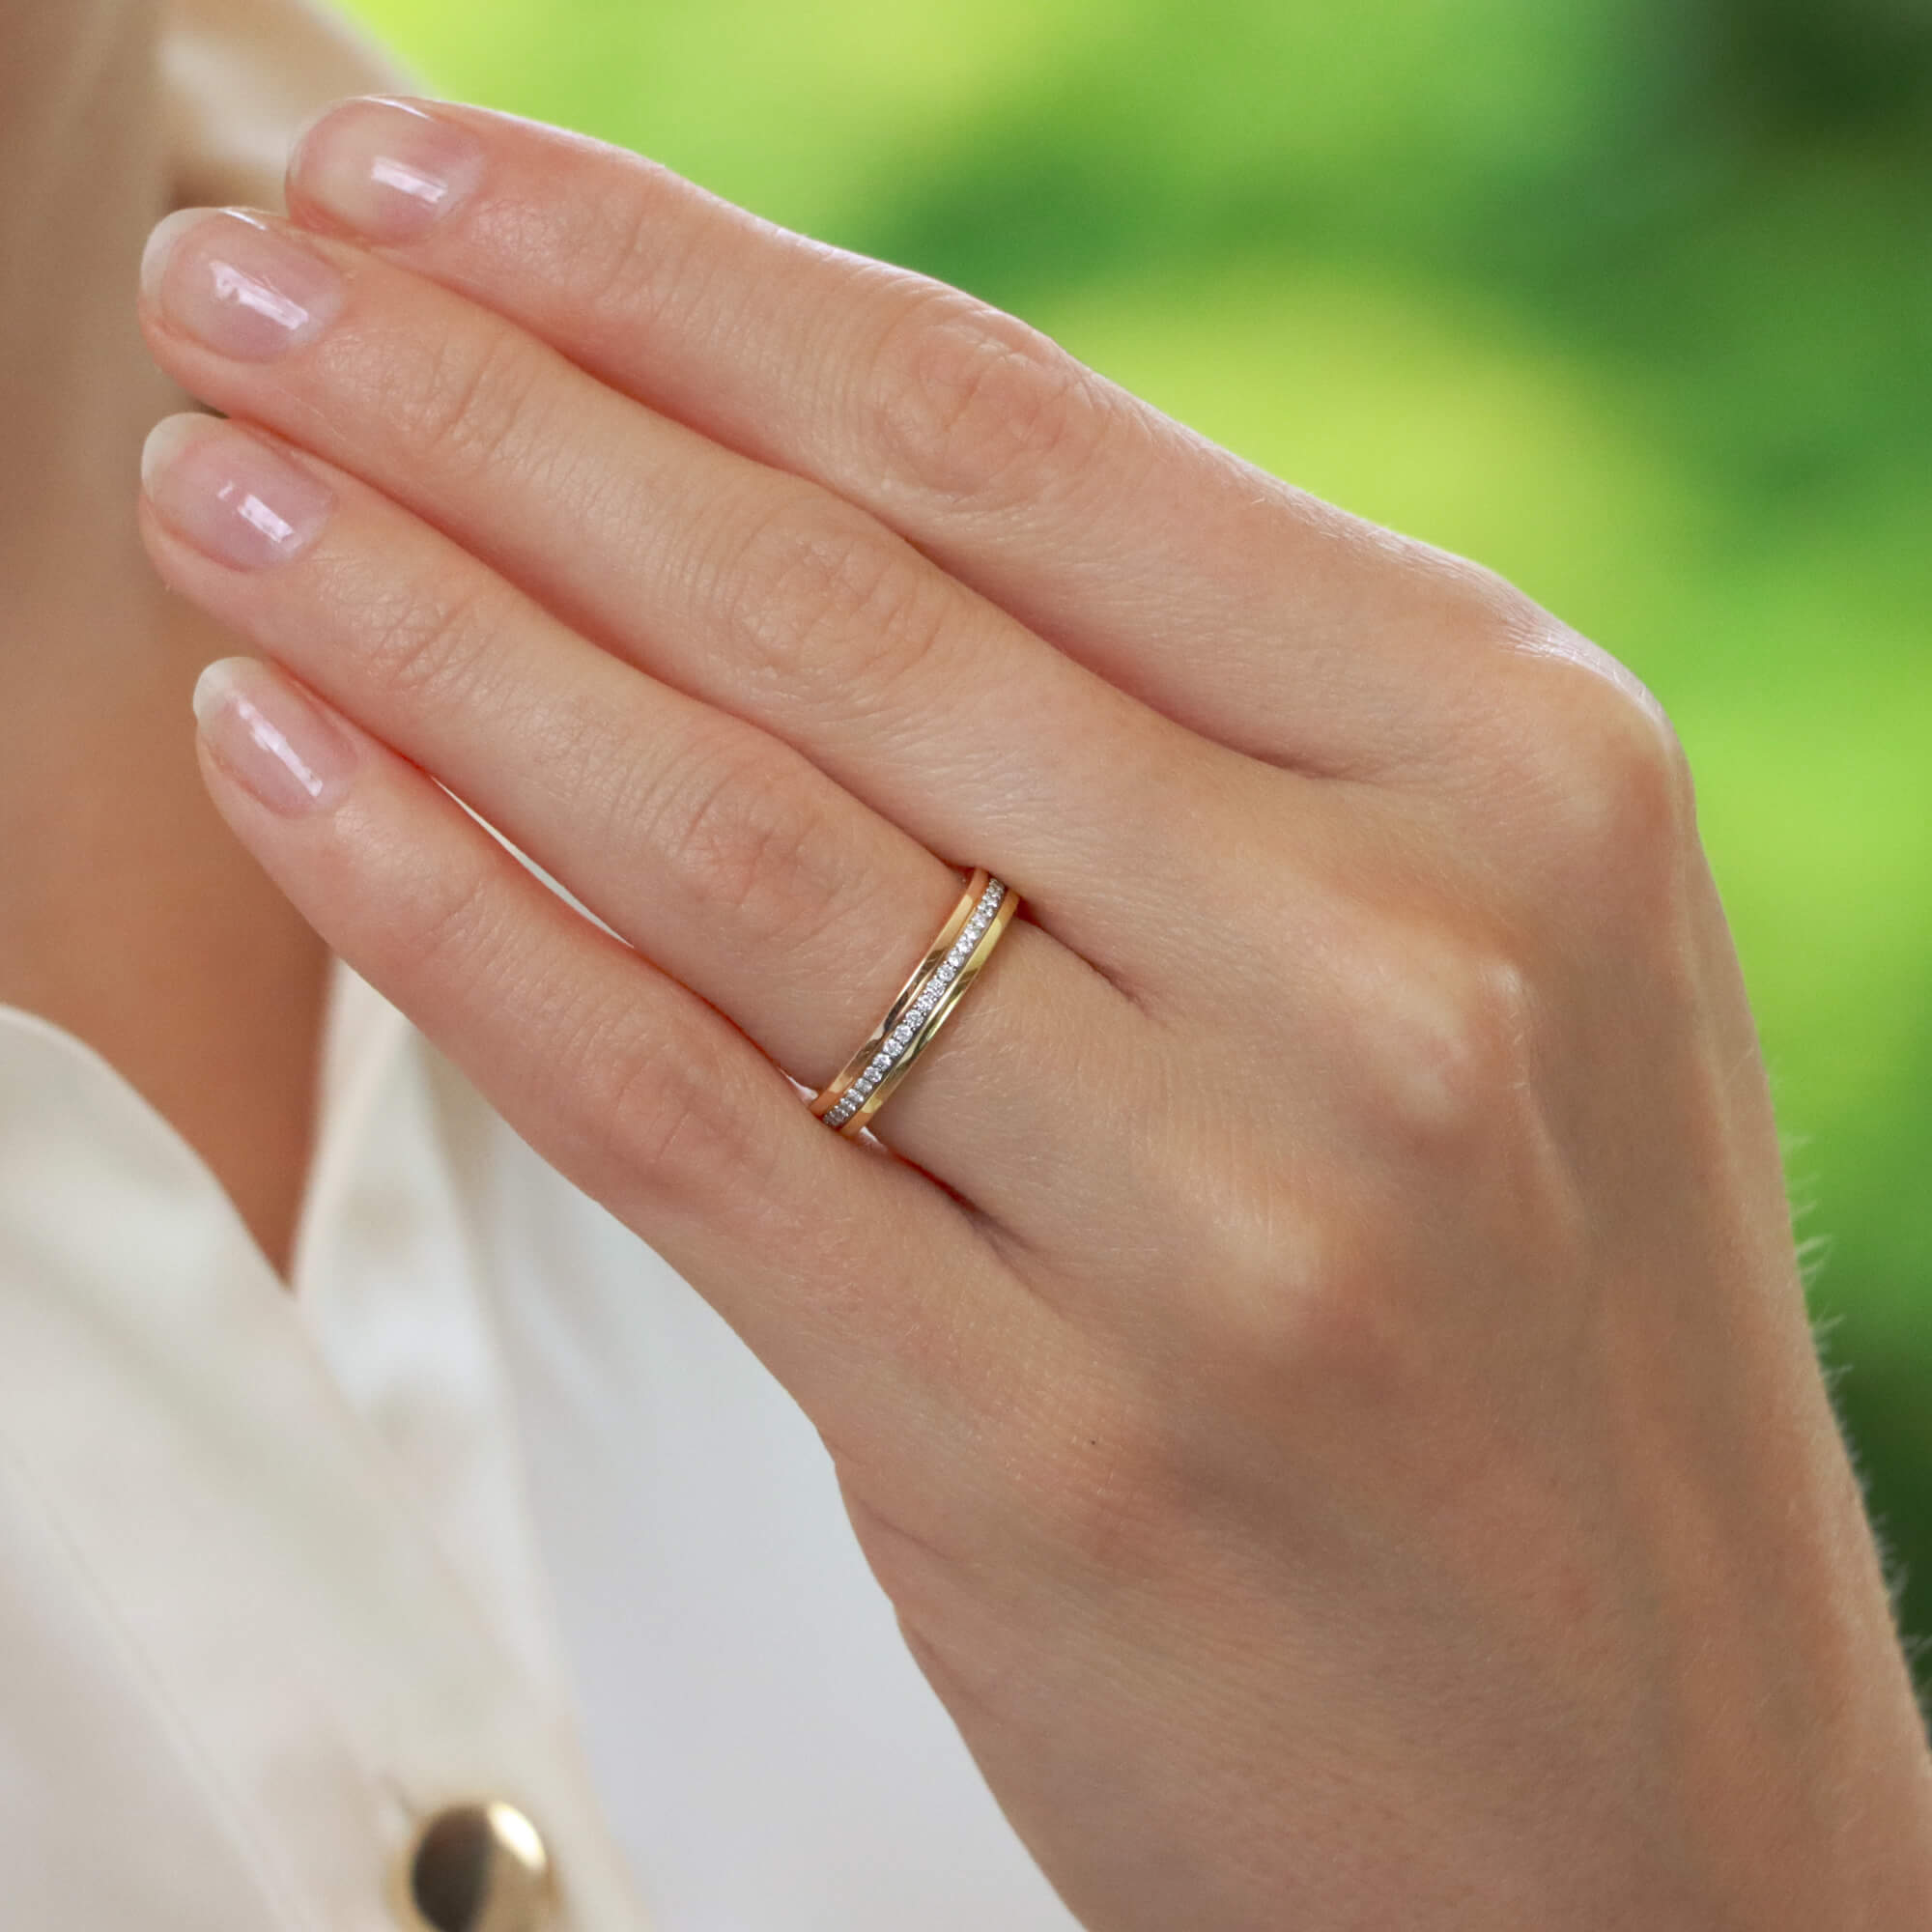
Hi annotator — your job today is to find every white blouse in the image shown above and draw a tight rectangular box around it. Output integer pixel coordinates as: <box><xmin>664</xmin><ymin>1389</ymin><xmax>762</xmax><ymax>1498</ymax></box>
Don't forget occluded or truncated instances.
<box><xmin>0</xmin><ymin>926</ymin><xmax>1078</xmax><ymax>1926</ymax></box>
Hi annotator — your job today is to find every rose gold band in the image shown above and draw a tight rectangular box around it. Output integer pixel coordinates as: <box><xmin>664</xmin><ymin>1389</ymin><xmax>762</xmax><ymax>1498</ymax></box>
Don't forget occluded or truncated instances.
<box><xmin>809</xmin><ymin>867</ymin><xmax>1020</xmax><ymax>1137</ymax></box>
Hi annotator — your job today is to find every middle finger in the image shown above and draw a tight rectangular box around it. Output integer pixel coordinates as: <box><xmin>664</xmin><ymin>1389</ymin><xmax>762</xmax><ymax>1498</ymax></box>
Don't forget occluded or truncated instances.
<box><xmin>137</xmin><ymin>404</ymin><xmax>1150</xmax><ymax>1256</ymax></box>
<box><xmin>135</xmin><ymin>205</ymin><xmax>1231</xmax><ymax>1003</ymax></box>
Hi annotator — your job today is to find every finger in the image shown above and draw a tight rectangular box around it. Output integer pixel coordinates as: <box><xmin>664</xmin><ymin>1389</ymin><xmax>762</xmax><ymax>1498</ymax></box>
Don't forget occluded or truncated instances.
<box><xmin>281</xmin><ymin>94</ymin><xmax>1561</xmax><ymax>780</ymax></box>
<box><xmin>177</xmin><ymin>646</ymin><xmax>1066</xmax><ymax>1530</ymax></box>
<box><xmin>137</xmin><ymin>410</ymin><xmax>1156</xmax><ymax>1260</ymax></box>
<box><xmin>136</xmin><ymin>203</ymin><xmax>1224</xmax><ymax>996</ymax></box>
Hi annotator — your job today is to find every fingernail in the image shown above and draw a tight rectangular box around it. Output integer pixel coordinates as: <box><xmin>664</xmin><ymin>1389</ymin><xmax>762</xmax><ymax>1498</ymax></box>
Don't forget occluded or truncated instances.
<box><xmin>192</xmin><ymin>657</ymin><xmax>359</xmax><ymax>816</ymax></box>
<box><xmin>142</xmin><ymin>413</ymin><xmax>335</xmax><ymax>570</ymax></box>
<box><xmin>141</xmin><ymin>207</ymin><xmax>344</xmax><ymax>360</ymax></box>
<box><xmin>290</xmin><ymin>97</ymin><xmax>484</xmax><ymax>242</ymax></box>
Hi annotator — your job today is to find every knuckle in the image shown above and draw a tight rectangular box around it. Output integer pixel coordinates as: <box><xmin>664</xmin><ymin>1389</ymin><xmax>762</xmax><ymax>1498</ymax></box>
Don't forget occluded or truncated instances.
<box><xmin>706</xmin><ymin>495</ymin><xmax>949</xmax><ymax>715</ymax></box>
<box><xmin>633</xmin><ymin>723</ymin><xmax>844</xmax><ymax>949</ymax></box>
<box><xmin>1348</xmin><ymin>930</ymin><xmax>1541</xmax><ymax>1161</ymax></box>
<box><xmin>389</xmin><ymin>319</ymin><xmax>553</xmax><ymax>484</ymax></box>
<box><xmin>1489</xmin><ymin>618</ymin><xmax>1697</xmax><ymax>912</ymax></box>
<box><xmin>575</xmin><ymin>996</ymin><xmax>764</xmax><ymax>1207</ymax></box>
<box><xmin>1554</xmin><ymin>678</ymin><xmax>1694</xmax><ymax>883</ymax></box>
<box><xmin>568</xmin><ymin>163</ymin><xmax>690</xmax><ymax>335</ymax></box>
<box><xmin>353</xmin><ymin>566</ymin><xmax>499</xmax><ymax>708</ymax></box>
<box><xmin>406</xmin><ymin>848</ymin><xmax>514</xmax><ymax>994</ymax></box>
<box><xmin>1269</xmin><ymin>1265</ymin><xmax>1414</xmax><ymax>1406</ymax></box>
<box><xmin>1206</xmin><ymin>1267</ymin><xmax>1416</xmax><ymax>1441</ymax></box>
<box><xmin>1172</xmin><ymin>1151</ymin><xmax>1420</xmax><ymax>1409</ymax></box>
<box><xmin>515</xmin><ymin>687</ymin><xmax>665</xmax><ymax>867</ymax></box>
<box><xmin>867</xmin><ymin>288</ymin><xmax>1115</xmax><ymax>514</ymax></box>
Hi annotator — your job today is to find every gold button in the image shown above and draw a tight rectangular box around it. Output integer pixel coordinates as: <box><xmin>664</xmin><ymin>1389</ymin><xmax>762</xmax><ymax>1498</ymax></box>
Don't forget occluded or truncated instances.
<box><xmin>400</xmin><ymin>1800</ymin><xmax>556</xmax><ymax>1932</ymax></box>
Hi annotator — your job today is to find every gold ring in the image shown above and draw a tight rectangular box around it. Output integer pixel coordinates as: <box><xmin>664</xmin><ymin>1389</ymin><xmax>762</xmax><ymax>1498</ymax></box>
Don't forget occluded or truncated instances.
<box><xmin>810</xmin><ymin>867</ymin><xmax>1020</xmax><ymax>1137</ymax></box>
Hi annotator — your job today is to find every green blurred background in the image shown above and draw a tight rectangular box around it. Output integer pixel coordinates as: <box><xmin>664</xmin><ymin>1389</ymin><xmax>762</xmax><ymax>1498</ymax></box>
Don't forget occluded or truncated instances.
<box><xmin>340</xmin><ymin>0</ymin><xmax>1932</xmax><ymax>1679</ymax></box>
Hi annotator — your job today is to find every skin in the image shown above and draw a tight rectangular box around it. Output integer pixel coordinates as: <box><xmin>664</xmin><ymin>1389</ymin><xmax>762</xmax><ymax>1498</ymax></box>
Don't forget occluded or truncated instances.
<box><xmin>2</xmin><ymin>0</ymin><xmax>1923</xmax><ymax>1913</ymax></box>
<box><xmin>119</xmin><ymin>84</ymin><xmax>1932</xmax><ymax>1925</ymax></box>
<box><xmin>1</xmin><ymin>0</ymin><xmax>337</xmax><ymax>1279</ymax></box>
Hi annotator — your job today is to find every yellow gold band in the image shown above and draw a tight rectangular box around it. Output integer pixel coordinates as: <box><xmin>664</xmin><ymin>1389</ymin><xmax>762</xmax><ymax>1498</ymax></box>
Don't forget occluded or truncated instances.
<box><xmin>810</xmin><ymin>867</ymin><xmax>1020</xmax><ymax>1137</ymax></box>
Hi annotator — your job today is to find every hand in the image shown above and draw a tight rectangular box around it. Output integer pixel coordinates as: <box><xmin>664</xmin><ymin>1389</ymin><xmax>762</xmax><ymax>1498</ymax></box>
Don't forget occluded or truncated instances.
<box><xmin>133</xmin><ymin>97</ymin><xmax>1932</xmax><ymax>1928</ymax></box>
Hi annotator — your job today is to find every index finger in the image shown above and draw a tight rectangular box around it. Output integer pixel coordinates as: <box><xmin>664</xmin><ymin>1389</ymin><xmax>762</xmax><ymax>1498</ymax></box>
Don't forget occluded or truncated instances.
<box><xmin>282</xmin><ymin>95</ymin><xmax>1543</xmax><ymax>781</ymax></box>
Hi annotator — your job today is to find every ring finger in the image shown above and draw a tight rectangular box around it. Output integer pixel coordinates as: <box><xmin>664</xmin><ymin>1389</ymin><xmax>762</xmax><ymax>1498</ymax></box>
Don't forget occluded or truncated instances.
<box><xmin>137</xmin><ymin>408</ymin><xmax>1151</xmax><ymax>1259</ymax></box>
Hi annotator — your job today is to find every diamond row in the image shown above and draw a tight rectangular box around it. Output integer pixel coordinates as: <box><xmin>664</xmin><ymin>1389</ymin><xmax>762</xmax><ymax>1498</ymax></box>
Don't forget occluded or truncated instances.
<box><xmin>822</xmin><ymin>878</ymin><xmax>1008</xmax><ymax>1129</ymax></box>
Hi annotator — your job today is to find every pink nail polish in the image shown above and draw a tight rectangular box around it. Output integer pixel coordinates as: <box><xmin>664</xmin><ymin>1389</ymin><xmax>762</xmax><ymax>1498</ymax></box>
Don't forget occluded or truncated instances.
<box><xmin>142</xmin><ymin>208</ymin><xmax>344</xmax><ymax>360</ymax></box>
<box><xmin>192</xmin><ymin>658</ymin><xmax>359</xmax><ymax>816</ymax></box>
<box><xmin>291</xmin><ymin>98</ymin><xmax>484</xmax><ymax>242</ymax></box>
<box><xmin>141</xmin><ymin>414</ymin><xmax>335</xmax><ymax>570</ymax></box>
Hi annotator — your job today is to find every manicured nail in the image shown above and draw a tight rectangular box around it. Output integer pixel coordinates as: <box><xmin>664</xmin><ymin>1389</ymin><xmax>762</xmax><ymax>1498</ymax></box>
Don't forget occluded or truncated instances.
<box><xmin>141</xmin><ymin>207</ymin><xmax>344</xmax><ymax>359</ymax></box>
<box><xmin>142</xmin><ymin>414</ymin><xmax>335</xmax><ymax>570</ymax></box>
<box><xmin>192</xmin><ymin>657</ymin><xmax>359</xmax><ymax>816</ymax></box>
<box><xmin>290</xmin><ymin>97</ymin><xmax>484</xmax><ymax>242</ymax></box>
